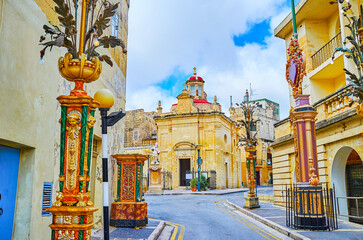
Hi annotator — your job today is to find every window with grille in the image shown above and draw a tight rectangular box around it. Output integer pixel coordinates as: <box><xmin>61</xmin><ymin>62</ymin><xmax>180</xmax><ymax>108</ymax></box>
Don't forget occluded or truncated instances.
<box><xmin>111</xmin><ymin>14</ymin><xmax>119</xmax><ymax>37</ymax></box>
<box><xmin>41</xmin><ymin>182</ymin><xmax>53</xmax><ymax>216</ymax></box>
<box><xmin>133</xmin><ymin>130</ymin><xmax>139</xmax><ymax>141</ymax></box>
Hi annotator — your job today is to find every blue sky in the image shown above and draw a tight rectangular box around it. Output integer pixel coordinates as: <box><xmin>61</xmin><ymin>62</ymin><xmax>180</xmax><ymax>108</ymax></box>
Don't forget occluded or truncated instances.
<box><xmin>233</xmin><ymin>20</ymin><xmax>271</xmax><ymax>47</ymax></box>
<box><xmin>126</xmin><ymin>0</ymin><xmax>293</xmax><ymax>118</ymax></box>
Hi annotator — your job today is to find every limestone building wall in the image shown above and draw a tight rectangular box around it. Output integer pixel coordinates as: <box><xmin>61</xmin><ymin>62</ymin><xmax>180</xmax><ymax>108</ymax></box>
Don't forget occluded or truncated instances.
<box><xmin>124</xmin><ymin>109</ymin><xmax>157</xmax><ymax>148</ymax></box>
<box><xmin>0</xmin><ymin>0</ymin><xmax>129</xmax><ymax>238</ymax></box>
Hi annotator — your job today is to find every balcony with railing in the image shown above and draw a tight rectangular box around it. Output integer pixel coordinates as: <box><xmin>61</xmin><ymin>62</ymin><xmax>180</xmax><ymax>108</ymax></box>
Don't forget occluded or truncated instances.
<box><xmin>311</xmin><ymin>32</ymin><xmax>342</xmax><ymax>70</ymax></box>
<box><xmin>313</xmin><ymin>85</ymin><xmax>358</xmax><ymax>122</ymax></box>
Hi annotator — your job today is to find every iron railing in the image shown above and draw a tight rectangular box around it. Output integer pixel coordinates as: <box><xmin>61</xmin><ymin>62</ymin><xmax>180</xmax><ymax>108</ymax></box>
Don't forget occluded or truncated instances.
<box><xmin>336</xmin><ymin>196</ymin><xmax>363</xmax><ymax>220</ymax></box>
<box><xmin>311</xmin><ymin>32</ymin><xmax>342</xmax><ymax>69</ymax></box>
<box><xmin>285</xmin><ymin>184</ymin><xmax>338</xmax><ymax>231</ymax></box>
<box><xmin>161</xmin><ymin>171</ymin><xmax>172</xmax><ymax>190</ymax></box>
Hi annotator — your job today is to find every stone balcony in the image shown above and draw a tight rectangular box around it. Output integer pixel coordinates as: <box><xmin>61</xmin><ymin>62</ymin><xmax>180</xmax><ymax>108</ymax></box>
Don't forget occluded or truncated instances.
<box><xmin>273</xmin><ymin>85</ymin><xmax>358</xmax><ymax>145</ymax></box>
<box><xmin>314</xmin><ymin>85</ymin><xmax>357</xmax><ymax>122</ymax></box>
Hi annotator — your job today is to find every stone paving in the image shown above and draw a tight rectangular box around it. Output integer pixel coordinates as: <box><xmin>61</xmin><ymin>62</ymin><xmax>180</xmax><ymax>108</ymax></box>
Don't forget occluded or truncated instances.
<box><xmin>144</xmin><ymin>187</ymin><xmax>248</xmax><ymax>196</ymax></box>
<box><xmin>91</xmin><ymin>218</ymin><xmax>161</xmax><ymax>240</ymax></box>
<box><xmin>228</xmin><ymin>197</ymin><xmax>363</xmax><ymax>240</ymax></box>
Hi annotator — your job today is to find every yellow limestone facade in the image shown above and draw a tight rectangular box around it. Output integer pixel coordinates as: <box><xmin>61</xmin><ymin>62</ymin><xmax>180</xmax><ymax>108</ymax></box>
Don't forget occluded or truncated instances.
<box><xmin>272</xmin><ymin>0</ymin><xmax>363</xmax><ymax>222</ymax></box>
<box><xmin>0</xmin><ymin>0</ymin><xmax>129</xmax><ymax>239</ymax></box>
<box><xmin>154</xmin><ymin>69</ymin><xmax>241</xmax><ymax>190</ymax></box>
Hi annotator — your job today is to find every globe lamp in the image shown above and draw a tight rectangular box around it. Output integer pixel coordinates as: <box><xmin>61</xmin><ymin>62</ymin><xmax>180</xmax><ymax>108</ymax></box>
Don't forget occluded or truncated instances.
<box><xmin>94</xmin><ymin>89</ymin><xmax>115</xmax><ymax>109</ymax></box>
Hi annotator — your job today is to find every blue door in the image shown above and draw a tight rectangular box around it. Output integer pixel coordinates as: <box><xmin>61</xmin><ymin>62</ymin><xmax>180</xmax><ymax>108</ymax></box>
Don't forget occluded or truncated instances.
<box><xmin>0</xmin><ymin>145</ymin><xmax>20</xmax><ymax>239</ymax></box>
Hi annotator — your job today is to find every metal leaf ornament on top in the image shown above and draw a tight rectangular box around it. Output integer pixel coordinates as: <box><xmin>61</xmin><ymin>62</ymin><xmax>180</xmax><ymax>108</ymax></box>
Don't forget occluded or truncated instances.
<box><xmin>286</xmin><ymin>38</ymin><xmax>305</xmax><ymax>98</ymax></box>
<box><xmin>332</xmin><ymin>0</ymin><xmax>363</xmax><ymax>117</ymax></box>
<box><xmin>39</xmin><ymin>0</ymin><xmax>127</xmax><ymax>66</ymax></box>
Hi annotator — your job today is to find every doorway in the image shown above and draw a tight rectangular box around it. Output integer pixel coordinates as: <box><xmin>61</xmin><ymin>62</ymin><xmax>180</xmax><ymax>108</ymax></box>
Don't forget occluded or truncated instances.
<box><xmin>256</xmin><ymin>171</ymin><xmax>260</xmax><ymax>186</ymax></box>
<box><xmin>179</xmin><ymin>159</ymin><xmax>190</xmax><ymax>186</ymax></box>
<box><xmin>345</xmin><ymin>150</ymin><xmax>363</xmax><ymax>224</ymax></box>
<box><xmin>332</xmin><ymin>147</ymin><xmax>363</xmax><ymax>223</ymax></box>
<box><xmin>0</xmin><ymin>145</ymin><xmax>20</xmax><ymax>239</ymax></box>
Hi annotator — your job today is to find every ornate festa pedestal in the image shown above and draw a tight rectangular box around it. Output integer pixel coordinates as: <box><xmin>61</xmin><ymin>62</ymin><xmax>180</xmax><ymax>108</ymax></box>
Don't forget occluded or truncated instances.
<box><xmin>110</xmin><ymin>154</ymin><xmax>148</xmax><ymax>228</ymax></box>
<box><xmin>290</xmin><ymin>95</ymin><xmax>326</xmax><ymax>229</ymax></box>
<box><xmin>47</xmin><ymin>206</ymin><xmax>98</xmax><ymax>240</ymax></box>
<box><xmin>47</xmin><ymin>53</ymin><xmax>101</xmax><ymax>240</ymax></box>
<box><xmin>148</xmin><ymin>162</ymin><xmax>163</xmax><ymax>194</ymax></box>
<box><xmin>294</xmin><ymin>184</ymin><xmax>327</xmax><ymax>230</ymax></box>
<box><xmin>244</xmin><ymin>146</ymin><xmax>260</xmax><ymax>209</ymax></box>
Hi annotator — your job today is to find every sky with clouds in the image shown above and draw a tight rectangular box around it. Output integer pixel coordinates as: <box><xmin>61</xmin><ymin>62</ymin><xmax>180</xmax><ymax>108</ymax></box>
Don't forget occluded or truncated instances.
<box><xmin>125</xmin><ymin>0</ymin><xmax>297</xmax><ymax>119</ymax></box>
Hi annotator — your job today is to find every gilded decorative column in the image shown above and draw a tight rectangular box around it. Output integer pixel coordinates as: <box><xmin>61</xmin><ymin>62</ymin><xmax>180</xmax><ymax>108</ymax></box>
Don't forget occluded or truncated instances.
<box><xmin>244</xmin><ymin>146</ymin><xmax>260</xmax><ymax>209</ymax></box>
<box><xmin>39</xmin><ymin>0</ymin><xmax>127</xmax><ymax>238</ymax></box>
<box><xmin>286</xmin><ymin>38</ymin><xmax>326</xmax><ymax>229</ymax></box>
<box><xmin>110</xmin><ymin>154</ymin><xmax>148</xmax><ymax>228</ymax></box>
<box><xmin>46</xmin><ymin>53</ymin><xmax>101</xmax><ymax>240</ymax></box>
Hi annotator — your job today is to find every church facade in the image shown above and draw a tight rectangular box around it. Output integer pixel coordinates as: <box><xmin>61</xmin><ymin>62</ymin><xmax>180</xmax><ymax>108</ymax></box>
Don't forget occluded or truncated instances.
<box><xmin>154</xmin><ymin>69</ymin><xmax>242</xmax><ymax>189</ymax></box>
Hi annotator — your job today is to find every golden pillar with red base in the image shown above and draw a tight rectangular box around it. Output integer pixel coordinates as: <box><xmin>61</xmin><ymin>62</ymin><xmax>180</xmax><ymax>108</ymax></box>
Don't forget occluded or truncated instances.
<box><xmin>244</xmin><ymin>146</ymin><xmax>260</xmax><ymax>209</ymax></box>
<box><xmin>286</xmin><ymin>38</ymin><xmax>325</xmax><ymax>230</ymax></box>
<box><xmin>290</xmin><ymin>95</ymin><xmax>326</xmax><ymax>229</ymax></box>
<box><xmin>110</xmin><ymin>154</ymin><xmax>148</xmax><ymax>228</ymax></box>
<box><xmin>46</xmin><ymin>52</ymin><xmax>102</xmax><ymax>240</ymax></box>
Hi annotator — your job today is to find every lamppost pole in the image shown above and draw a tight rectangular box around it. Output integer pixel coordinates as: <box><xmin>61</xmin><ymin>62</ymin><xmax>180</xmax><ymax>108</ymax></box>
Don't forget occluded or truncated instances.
<box><xmin>243</xmin><ymin>89</ymin><xmax>259</xmax><ymax>209</ymax></box>
<box><xmin>94</xmin><ymin>89</ymin><xmax>125</xmax><ymax>240</ymax></box>
<box><xmin>195</xmin><ymin>144</ymin><xmax>202</xmax><ymax>191</ymax></box>
<box><xmin>197</xmin><ymin>148</ymin><xmax>201</xmax><ymax>191</ymax></box>
<box><xmin>100</xmin><ymin>108</ymin><xmax>110</xmax><ymax>240</ymax></box>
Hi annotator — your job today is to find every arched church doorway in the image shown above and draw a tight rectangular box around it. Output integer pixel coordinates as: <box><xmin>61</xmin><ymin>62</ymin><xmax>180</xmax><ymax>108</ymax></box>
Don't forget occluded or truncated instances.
<box><xmin>331</xmin><ymin>147</ymin><xmax>363</xmax><ymax>224</ymax></box>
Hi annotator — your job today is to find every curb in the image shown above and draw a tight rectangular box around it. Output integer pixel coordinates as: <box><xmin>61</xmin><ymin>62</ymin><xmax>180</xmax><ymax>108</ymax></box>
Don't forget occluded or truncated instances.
<box><xmin>145</xmin><ymin>189</ymin><xmax>247</xmax><ymax>196</ymax></box>
<box><xmin>225</xmin><ymin>200</ymin><xmax>310</xmax><ymax>240</ymax></box>
<box><xmin>147</xmin><ymin>221</ymin><xmax>166</xmax><ymax>240</ymax></box>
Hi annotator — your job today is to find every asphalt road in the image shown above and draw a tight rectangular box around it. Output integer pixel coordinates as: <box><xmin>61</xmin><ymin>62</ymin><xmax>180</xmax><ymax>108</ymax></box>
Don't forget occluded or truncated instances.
<box><xmin>145</xmin><ymin>193</ymin><xmax>292</xmax><ymax>240</ymax></box>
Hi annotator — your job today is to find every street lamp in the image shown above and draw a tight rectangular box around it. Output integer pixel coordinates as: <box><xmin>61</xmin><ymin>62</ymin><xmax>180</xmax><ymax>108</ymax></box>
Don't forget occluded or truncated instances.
<box><xmin>195</xmin><ymin>144</ymin><xmax>203</xmax><ymax>191</ymax></box>
<box><xmin>94</xmin><ymin>89</ymin><xmax>125</xmax><ymax>240</ymax></box>
<box><xmin>237</xmin><ymin>90</ymin><xmax>259</xmax><ymax>208</ymax></box>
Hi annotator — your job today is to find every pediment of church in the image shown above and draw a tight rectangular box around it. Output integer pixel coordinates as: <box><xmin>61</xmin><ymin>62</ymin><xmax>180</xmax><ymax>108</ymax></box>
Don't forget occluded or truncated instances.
<box><xmin>173</xmin><ymin>141</ymin><xmax>196</xmax><ymax>151</ymax></box>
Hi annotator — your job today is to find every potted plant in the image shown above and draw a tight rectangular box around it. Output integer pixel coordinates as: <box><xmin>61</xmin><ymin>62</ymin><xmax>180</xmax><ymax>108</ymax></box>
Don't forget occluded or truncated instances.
<box><xmin>201</xmin><ymin>175</ymin><xmax>208</xmax><ymax>191</ymax></box>
<box><xmin>190</xmin><ymin>178</ymin><xmax>198</xmax><ymax>191</ymax></box>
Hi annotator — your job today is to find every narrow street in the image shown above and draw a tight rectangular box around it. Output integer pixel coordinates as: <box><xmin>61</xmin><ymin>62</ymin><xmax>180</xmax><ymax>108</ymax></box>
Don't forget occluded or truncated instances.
<box><xmin>146</xmin><ymin>193</ymin><xmax>292</xmax><ymax>240</ymax></box>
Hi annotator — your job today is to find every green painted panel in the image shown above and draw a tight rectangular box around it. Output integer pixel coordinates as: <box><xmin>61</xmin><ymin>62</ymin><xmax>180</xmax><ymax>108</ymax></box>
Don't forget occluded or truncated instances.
<box><xmin>79</xmin><ymin>106</ymin><xmax>88</xmax><ymax>191</ymax></box>
<box><xmin>79</xmin><ymin>230</ymin><xmax>83</xmax><ymax>240</ymax></box>
<box><xmin>117</xmin><ymin>163</ymin><xmax>121</xmax><ymax>201</ymax></box>
<box><xmin>51</xmin><ymin>230</ymin><xmax>55</xmax><ymax>240</ymax></box>
<box><xmin>80</xmin><ymin>215</ymin><xmax>84</xmax><ymax>224</ymax></box>
<box><xmin>136</xmin><ymin>163</ymin><xmax>141</xmax><ymax>201</ymax></box>
<box><xmin>60</xmin><ymin>106</ymin><xmax>67</xmax><ymax>192</ymax></box>
<box><xmin>86</xmin><ymin>110</ymin><xmax>95</xmax><ymax>191</ymax></box>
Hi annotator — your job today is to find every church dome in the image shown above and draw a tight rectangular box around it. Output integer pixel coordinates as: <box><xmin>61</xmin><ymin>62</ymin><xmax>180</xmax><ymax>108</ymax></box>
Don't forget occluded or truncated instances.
<box><xmin>186</xmin><ymin>67</ymin><xmax>205</xmax><ymax>83</ymax></box>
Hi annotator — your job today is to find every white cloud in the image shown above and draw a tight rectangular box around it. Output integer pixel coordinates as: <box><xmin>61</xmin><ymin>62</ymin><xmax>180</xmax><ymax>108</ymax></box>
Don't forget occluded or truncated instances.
<box><xmin>127</xmin><ymin>85</ymin><xmax>176</xmax><ymax>113</ymax></box>
<box><xmin>126</xmin><ymin>0</ymin><xmax>291</xmax><ymax>119</ymax></box>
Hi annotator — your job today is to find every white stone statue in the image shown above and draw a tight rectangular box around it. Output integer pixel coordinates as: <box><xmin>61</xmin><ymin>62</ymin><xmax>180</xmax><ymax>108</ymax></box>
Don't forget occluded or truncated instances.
<box><xmin>150</xmin><ymin>142</ymin><xmax>160</xmax><ymax>165</ymax></box>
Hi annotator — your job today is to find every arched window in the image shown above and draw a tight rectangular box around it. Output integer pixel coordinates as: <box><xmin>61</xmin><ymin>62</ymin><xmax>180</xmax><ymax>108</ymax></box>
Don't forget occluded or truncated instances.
<box><xmin>198</xmin><ymin>85</ymin><xmax>202</xmax><ymax>96</ymax></box>
<box><xmin>190</xmin><ymin>85</ymin><xmax>195</xmax><ymax>96</ymax></box>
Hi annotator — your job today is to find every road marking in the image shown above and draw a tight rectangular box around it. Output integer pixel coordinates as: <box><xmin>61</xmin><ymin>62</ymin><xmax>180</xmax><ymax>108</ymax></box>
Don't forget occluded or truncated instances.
<box><xmin>215</xmin><ymin>201</ymin><xmax>281</xmax><ymax>240</ymax></box>
<box><xmin>149</xmin><ymin>217</ymin><xmax>185</xmax><ymax>240</ymax></box>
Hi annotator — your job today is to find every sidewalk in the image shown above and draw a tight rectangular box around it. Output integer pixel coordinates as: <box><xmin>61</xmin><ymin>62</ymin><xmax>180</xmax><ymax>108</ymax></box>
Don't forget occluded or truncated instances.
<box><xmin>144</xmin><ymin>187</ymin><xmax>247</xmax><ymax>196</ymax></box>
<box><xmin>227</xmin><ymin>197</ymin><xmax>363</xmax><ymax>240</ymax></box>
<box><xmin>91</xmin><ymin>219</ymin><xmax>166</xmax><ymax>240</ymax></box>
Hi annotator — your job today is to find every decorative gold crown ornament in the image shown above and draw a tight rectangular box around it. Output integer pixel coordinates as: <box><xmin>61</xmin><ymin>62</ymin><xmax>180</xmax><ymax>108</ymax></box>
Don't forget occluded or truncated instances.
<box><xmin>245</xmin><ymin>145</ymin><xmax>256</xmax><ymax>153</ymax></box>
<box><xmin>58</xmin><ymin>53</ymin><xmax>102</xmax><ymax>96</ymax></box>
